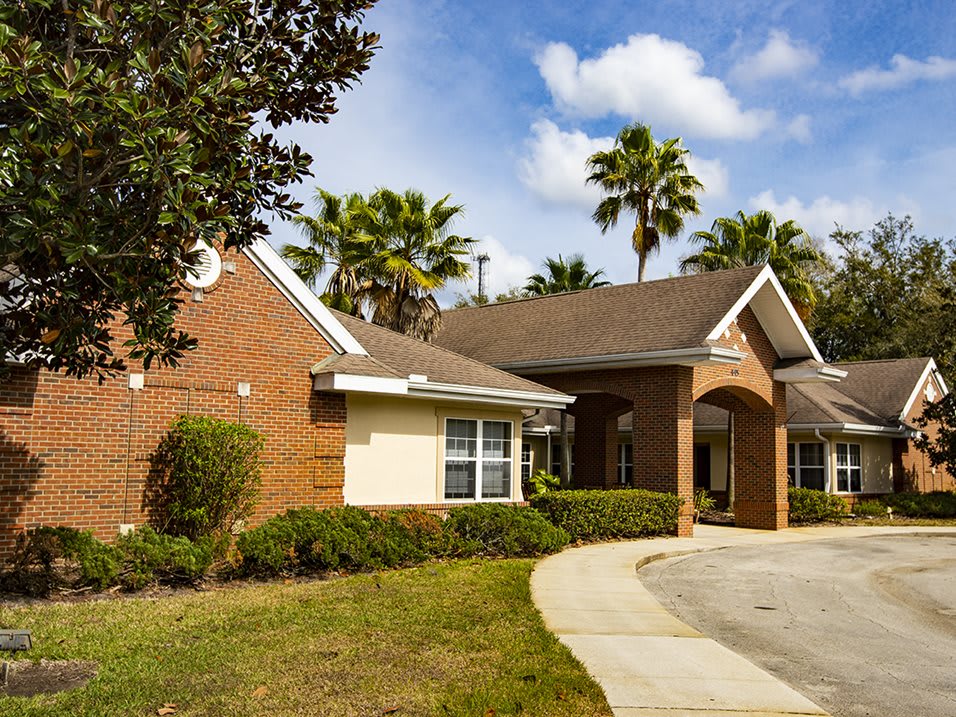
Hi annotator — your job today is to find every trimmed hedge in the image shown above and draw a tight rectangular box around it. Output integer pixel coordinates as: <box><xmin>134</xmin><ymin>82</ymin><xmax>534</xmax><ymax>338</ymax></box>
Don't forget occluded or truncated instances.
<box><xmin>445</xmin><ymin>504</ymin><xmax>569</xmax><ymax>557</ymax></box>
<box><xmin>530</xmin><ymin>489</ymin><xmax>683</xmax><ymax>541</ymax></box>
<box><xmin>787</xmin><ymin>486</ymin><xmax>848</xmax><ymax>523</ymax></box>
<box><xmin>880</xmin><ymin>491</ymin><xmax>956</xmax><ymax>518</ymax></box>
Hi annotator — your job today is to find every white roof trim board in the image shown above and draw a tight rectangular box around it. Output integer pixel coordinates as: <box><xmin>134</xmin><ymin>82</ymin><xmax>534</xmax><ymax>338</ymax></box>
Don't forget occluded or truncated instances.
<box><xmin>243</xmin><ymin>238</ymin><xmax>368</xmax><ymax>356</ymax></box>
<box><xmin>495</xmin><ymin>346</ymin><xmax>747</xmax><ymax>374</ymax></box>
<box><xmin>899</xmin><ymin>358</ymin><xmax>950</xmax><ymax>420</ymax></box>
<box><xmin>706</xmin><ymin>265</ymin><xmax>825</xmax><ymax>363</ymax></box>
<box><xmin>313</xmin><ymin>372</ymin><xmax>575</xmax><ymax>409</ymax></box>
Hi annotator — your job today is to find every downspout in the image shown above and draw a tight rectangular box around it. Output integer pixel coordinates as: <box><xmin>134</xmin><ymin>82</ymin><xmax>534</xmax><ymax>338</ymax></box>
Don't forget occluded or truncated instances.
<box><xmin>815</xmin><ymin>429</ymin><xmax>832</xmax><ymax>493</ymax></box>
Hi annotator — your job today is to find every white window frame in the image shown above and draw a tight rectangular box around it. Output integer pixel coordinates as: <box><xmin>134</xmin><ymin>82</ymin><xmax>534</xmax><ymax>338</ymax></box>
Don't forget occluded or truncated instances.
<box><xmin>520</xmin><ymin>442</ymin><xmax>533</xmax><ymax>481</ymax></box>
<box><xmin>550</xmin><ymin>443</ymin><xmax>574</xmax><ymax>477</ymax></box>
<box><xmin>835</xmin><ymin>442</ymin><xmax>863</xmax><ymax>494</ymax></box>
<box><xmin>618</xmin><ymin>443</ymin><xmax>633</xmax><ymax>485</ymax></box>
<box><xmin>788</xmin><ymin>442</ymin><xmax>827</xmax><ymax>491</ymax></box>
<box><xmin>443</xmin><ymin>418</ymin><xmax>514</xmax><ymax>502</ymax></box>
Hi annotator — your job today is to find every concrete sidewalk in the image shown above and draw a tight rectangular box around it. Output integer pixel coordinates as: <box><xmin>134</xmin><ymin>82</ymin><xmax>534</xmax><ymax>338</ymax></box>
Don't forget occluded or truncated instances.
<box><xmin>530</xmin><ymin>524</ymin><xmax>956</xmax><ymax>717</ymax></box>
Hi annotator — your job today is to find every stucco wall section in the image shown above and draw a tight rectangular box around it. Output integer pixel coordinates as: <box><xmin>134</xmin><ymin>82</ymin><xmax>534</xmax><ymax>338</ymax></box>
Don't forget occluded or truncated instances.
<box><xmin>345</xmin><ymin>395</ymin><xmax>524</xmax><ymax>505</ymax></box>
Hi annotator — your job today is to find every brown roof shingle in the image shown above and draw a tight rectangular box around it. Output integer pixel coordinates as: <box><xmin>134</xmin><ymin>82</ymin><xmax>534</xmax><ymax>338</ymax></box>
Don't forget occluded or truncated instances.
<box><xmin>831</xmin><ymin>358</ymin><xmax>932</xmax><ymax>421</ymax></box>
<box><xmin>329</xmin><ymin>311</ymin><xmax>565</xmax><ymax>396</ymax></box>
<box><xmin>434</xmin><ymin>265</ymin><xmax>766</xmax><ymax>366</ymax></box>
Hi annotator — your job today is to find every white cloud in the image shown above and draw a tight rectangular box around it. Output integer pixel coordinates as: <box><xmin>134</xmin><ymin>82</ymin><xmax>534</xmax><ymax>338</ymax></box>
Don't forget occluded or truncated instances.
<box><xmin>534</xmin><ymin>34</ymin><xmax>775</xmax><ymax>140</ymax></box>
<box><xmin>747</xmin><ymin>190</ymin><xmax>883</xmax><ymax>236</ymax></box>
<box><xmin>840</xmin><ymin>54</ymin><xmax>956</xmax><ymax>95</ymax></box>
<box><xmin>786</xmin><ymin>114</ymin><xmax>812</xmax><ymax>144</ymax></box>
<box><xmin>467</xmin><ymin>235</ymin><xmax>536</xmax><ymax>296</ymax></box>
<box><xmin>517</xmin><ymin>120</ymin><xmax>608</xmax><ymax>208</ymax></box>
<box><xmin>731</xmin><ymin>29</ymin><xmax>819</xmax><ymax>83</ymax></box>
<box><xmin>517</xmin><ymin>119</ymin><xmax>728</xmax><ymax>209</ymax></box>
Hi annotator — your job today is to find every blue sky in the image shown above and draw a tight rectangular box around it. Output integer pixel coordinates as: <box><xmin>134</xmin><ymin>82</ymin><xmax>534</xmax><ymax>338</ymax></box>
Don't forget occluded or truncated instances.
<box><xmin>272</xmin><ymin>0</ymin><xmax>956</xmax><ymax>301</ymax></box>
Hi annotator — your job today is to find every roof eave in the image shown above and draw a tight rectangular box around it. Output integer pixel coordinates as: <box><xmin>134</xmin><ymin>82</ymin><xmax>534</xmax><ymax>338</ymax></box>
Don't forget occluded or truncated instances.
<box><xmin>786</xmin><ymin>422</ymin><xmax>911</xmax><ymax>437</ymax></box>
<box><xmin>774</xmin><ymin>365</ymin><xmax>848</xmax><ymax>384</ymax></box>
<box><xmin>494</xmin><ymin>346</ymin><xmax>747</xmax><ymax>375</ymax></box>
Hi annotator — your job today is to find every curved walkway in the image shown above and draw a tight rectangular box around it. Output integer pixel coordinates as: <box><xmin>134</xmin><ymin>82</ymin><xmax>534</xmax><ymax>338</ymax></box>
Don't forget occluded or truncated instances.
<box><xmin>530</xmin><ymin>524</ymin><xmax>956</xmax><ymax>717</ymax></box>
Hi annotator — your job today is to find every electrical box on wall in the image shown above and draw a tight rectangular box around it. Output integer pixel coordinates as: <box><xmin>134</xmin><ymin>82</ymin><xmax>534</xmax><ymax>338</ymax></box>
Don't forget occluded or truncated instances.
<box><xmin>237</xmin><ymin>382</ymin><xmax>251</xmax><ymax>397</ymax></box>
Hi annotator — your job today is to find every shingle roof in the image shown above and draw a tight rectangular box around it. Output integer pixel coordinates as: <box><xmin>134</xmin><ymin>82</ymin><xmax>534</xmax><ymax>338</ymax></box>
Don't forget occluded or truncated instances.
<box><xmin>831</xmin><ymin>357</ymin><xmax>932</xmax><ymax>421</ymax></box>
<box><xmin>434</xmin><ymin>265</ymin><xmax>767</xmax><ymax>365</ymax></box>
<box><xmin>786</xmin><ymin>382</ymin><xmax>893</xmax><ymax>427</ymax></box>
<box><xmin>327</xmin><ymin>311</ymin><xmax>565</xmax><ymax>396</ymax></box>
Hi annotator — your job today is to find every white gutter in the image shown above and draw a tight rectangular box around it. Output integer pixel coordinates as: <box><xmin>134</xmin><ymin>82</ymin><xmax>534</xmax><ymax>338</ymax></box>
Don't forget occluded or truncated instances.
<box><xmin>787</xmin><ymin>422</ymin><xmax>912</xmax><ymax>437</ymax></box>
<box><xmin>814</xmin><ymin>429</ymin><xmax>832</xmax><ymax>493</ymax></box>
<box><xmin>494</xmin><ymin>346</ymin><xmax>747</xmax><ymax>374</ymax></box>
<box><xmin>773</xmin><ymin>365</ymin><xmax>848</xmax><ymax>383</ymax></box>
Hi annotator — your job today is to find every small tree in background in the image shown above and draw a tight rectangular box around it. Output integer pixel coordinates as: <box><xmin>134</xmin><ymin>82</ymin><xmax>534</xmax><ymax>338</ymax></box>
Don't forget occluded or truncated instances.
<box><xmin>914</xmin><ymin>393</ymin><xmax>956</xmax><ymax>479</ymax></box>
<box><xmin>149</xmin><ymin>416</ymin><xmax>264</xmax><ymax>540</ymax></box>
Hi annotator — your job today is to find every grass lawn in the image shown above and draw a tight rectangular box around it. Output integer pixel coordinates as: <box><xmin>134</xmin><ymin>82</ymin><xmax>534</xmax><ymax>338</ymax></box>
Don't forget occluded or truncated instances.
<box><xmin>0</xmin><ymin>559</ymin><xmax>612</xmax><ymax>717</ymax></box>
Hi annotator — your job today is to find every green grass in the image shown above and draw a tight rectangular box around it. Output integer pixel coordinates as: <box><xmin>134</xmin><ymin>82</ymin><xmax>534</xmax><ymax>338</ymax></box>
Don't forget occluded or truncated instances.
<box><xmin>0</xmin><ymin>559</ymin><xmax>612</xmax><ymax>717</ymax></box>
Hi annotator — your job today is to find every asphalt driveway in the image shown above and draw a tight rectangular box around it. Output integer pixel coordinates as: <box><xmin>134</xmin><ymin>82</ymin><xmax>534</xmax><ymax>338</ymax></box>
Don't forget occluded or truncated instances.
<box><xmin>640</xmin><ymin>534</ymin><xmax>956</xmax><ymax>717</ymax></box>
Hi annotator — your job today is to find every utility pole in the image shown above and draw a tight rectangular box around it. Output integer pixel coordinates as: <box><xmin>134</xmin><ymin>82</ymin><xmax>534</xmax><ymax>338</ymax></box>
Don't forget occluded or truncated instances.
<box><xmin>476</xmin><ymin>253</ymin><xmax>490</xmax><ymax>303</ymax></box>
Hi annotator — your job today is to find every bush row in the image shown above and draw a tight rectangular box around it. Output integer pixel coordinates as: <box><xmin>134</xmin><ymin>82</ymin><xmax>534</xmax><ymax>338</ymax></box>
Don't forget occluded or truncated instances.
<box><xmin>1</xmin><ymin>525</ymin><xmax>220</xmax><ymax>596</ymax></box>
<box><xmin>530</xmin><ymin>489</ymin><xmax>683</xmax><ymax>541</ymax></box>
<box><xmin>787</xmin><ymin>486</ymin><xmax>849</xmax><ymax>523</ymax></box>
<box><xmin>878</xmin><ymin>491</ymin><xmax>956</xmax><ymax>518</ymax></box>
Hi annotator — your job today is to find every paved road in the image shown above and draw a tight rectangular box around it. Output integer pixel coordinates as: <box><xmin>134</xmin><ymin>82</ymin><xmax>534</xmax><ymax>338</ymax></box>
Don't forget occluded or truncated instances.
<box><xmin>640</xmin><ymin>534</ymin><xmax>956</xmax><ymax>717</ymax></box>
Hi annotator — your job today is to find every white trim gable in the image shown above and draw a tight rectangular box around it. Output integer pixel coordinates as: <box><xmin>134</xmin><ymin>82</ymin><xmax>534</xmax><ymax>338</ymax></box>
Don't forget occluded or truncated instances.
<box><xmin>242</xmin><ymin>238</ymin><xmax>367</xmax><ymax>356</ymax></box>
<box><xmin>706</xmin><ymin>265</ymin><xmax>824</xmax><ymax>363</ymax></box>
<box><xmin>900</xmin><ymin>358</ymin><xmax>949</xmax><ymax>420</ymax></box>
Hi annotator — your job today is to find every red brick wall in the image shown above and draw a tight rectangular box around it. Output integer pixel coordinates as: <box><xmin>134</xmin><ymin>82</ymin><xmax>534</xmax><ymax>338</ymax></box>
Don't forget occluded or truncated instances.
<box><xmin>894</xmin><ymin>372</ymin><xmax>955</xmax><ymax>492</ymax></box>
<box><xmin>0</xmin><ymin>247</ymin><xmax>346</xmax><ymax>557</ymax></box>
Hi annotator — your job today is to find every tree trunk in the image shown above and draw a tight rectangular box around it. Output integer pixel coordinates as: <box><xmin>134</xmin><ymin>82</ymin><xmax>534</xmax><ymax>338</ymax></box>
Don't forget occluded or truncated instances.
<box><xmin>637</xmin><ymin>252</ymin><xmax>646</xmax><ymax>282</ymax></box>
<box><xmin>560</xmin><ymin>411</ymin><xmax>571</xmax><ymax>489</ymax></box>
<box><xmin>726</xmin><ymin>411</ymin><xmax>735</xmax><ymax>512</ymax></box>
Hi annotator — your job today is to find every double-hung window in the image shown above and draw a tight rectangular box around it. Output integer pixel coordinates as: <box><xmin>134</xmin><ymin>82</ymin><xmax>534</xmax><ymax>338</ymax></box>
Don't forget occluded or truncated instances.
<box><xmin>618</xmin><ymin>443</ymin><xmax>633</xmax><ymax>485</ymax></box>
<box><xmin>520</xmin><ymin>443</ymin><xmax>533</xmax><ymax>481</ymax></box>
<box><xmin>444</xmin><ymin>418</ymin><xmax>513</xmax><ymax>500</ymax></box>
<box><xmin>835</xmin><ymin>443</ymin><xmax>862</xmax><ymax>493</ymax></box>
<box><xmin>787</xmin><ymin>442</ymin><xmax>826</xmax><ymax>490</ymax></box>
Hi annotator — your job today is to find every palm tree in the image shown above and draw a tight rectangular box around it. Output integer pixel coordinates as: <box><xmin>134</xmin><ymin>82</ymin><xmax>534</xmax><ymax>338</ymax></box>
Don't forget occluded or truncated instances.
<box><xmin>281</xmin><ymin>189</ymin><xmax>374</xmax><ymax>315</ymax></box>
<box><xmin>363</xmin><ymin>188</ymin><xmax>474</xmax><ymax>341</ymax></box>
<box><xmin>679</xmin><ymin>210</ymin><xmax>823</xmax><ymax>319</ymax></box>
<box><xmin>586</xmin><ymin>122</ymin><xmax>704</xmax><ymax>282</ymax></box>
<box><xmin>524</xmin><ymin>254</ymin><xmax>612</xmax><ymax>295</ymax></box>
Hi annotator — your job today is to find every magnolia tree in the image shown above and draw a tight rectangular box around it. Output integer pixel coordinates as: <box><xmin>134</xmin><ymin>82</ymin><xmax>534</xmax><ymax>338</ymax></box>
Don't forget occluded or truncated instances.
<box><xmin>0</xmin><ymin>0</ymin><xmax>378</xmax><ymax>377</ymax></box>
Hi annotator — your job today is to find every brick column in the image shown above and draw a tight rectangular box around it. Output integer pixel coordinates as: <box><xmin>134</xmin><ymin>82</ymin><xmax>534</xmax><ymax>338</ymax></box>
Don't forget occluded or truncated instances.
<box><xmin>632</xmin><ymin>367</ymin><xmax>695</xmax><ymax>536</ymax></box>
<box><xmin>569</xmin><ymin>394</ymin><xmax>620</xmax><ymax>489</ymax></box>
<box><xmin>732</xmin><ymin>383</ymin><xmax>788</xmax><ymax>530</ymax></box>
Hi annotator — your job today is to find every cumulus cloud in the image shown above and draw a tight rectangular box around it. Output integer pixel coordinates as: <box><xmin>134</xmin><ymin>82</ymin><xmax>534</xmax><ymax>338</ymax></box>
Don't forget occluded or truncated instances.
<box><xmin>786</xmin><ymin>114</ymin><xmax>812</xmax><ymax>144</ymax></box>
<box><xmin>534</xmin><ymin>34</ymin><xmax>775</xmax><ymax>140</ymax></box>
<box><xmin>731</xmin><ymin>29</ymin><xmax>819</xmax><ymax>83</ymax></box>
<box><xmin>840</xmin><ymin>54</ymin><xmax>956</xmax><ymax>95</ymax></box>
<box><xmin>517</xmin><ymin>120</ymin><xmax>728</xmax><ymax>209</ymax></box>
<box><xmin>747</xmin><ymin>190</ymin><xmax>883</xmax><ymax>237</ymax></box>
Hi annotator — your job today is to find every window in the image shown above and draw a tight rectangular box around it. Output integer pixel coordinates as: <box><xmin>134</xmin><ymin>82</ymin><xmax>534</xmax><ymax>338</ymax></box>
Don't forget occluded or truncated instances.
<box><xmin>836</xmin><ymin>443</ymin><xmax>862</xmax><ymax>493</ymax></box>
<box><xmin>520</xmin><ymin>443</ymin><xmax>533</xmax><ymax>481</ymax></box>
<box><xmin>550</xmin><ymin>443</ymin><xmax>574</xmax><ymax>476</ymax></box>
<box><xmin>444</xmin><ymin>419</ymin><xmax>512</xmax><ymax>500</ymax></box>
<box><xmin>618</xmin><ymin>443</ymin><xmax>633</xmax><ymax>485</ymax></box>
<box><xmin>787</xmin><ymin>442</ymin><xmax>826</xmax><ymax>490</ymax></box>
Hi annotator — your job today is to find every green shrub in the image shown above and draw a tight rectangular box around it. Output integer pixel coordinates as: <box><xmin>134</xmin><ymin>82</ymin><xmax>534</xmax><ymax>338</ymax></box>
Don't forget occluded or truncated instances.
<box><xmin>525</xmin><ymin>469</ymin><xmax>561</xmax><ymax>497</ymax></box>
<box><xmin>149</xmin><ymin>415</ymin><xmax>264</xmax><ymax>540</ymax></box>
<box><xmin>116</xmin><ymin>526</ymin><xmax>218</xmax><ymax>589</ymax></box>
<box><xmin>444</xmin><ymin>504</ymin><xmax>569</xmax><ymax>557</ymax></box>
<box><xmin>787</xmin><ymin>486</ymin><xmax>848</xmax><ymax>523</ymax></box>
<box><xmin>234</xmin><ymin>506</ymin><xmax>437</xmax><ymax>576</ymax></box>
<box><xmin>530</xmin><ymin>489</ymin><xmax>683</xmax><ymax>541</ymax></box>
<box><xmin>693</xmin><ymin>489</ymin><xmax>716</xmax><ymax>520</ymax></box>
<box><xmin>880</xmin><ymin>491</ymin><xmax>956</xmax><ymax>518</ymax></box>
<box><xmin>853</xmin><ymin>499</ymin><xmax>888</xmax><ymax>517</ymax></box>
<box><xmin>2</xmin><ymin>527</ymin><xmax>121</xmax><ymax>595</ymax></box>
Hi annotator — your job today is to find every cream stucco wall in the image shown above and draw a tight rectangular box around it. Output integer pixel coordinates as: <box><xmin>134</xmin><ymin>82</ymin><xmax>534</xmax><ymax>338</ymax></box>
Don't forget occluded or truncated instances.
<box><xmin>344</xmin><ymin>394</ymin><xmax>524</xmax><ymax>505</ymax></box>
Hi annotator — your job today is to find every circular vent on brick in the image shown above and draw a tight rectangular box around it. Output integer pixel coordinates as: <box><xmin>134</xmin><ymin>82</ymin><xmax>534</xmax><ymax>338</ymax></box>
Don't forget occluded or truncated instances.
<box><xmin>184</xmin><ymin>243</ymin><xmax>223</xmax><ymax>289</ymax></box>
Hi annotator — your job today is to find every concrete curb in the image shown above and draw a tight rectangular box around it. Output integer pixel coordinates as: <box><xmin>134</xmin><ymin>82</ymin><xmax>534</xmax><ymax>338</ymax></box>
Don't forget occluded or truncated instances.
<box><xmin>531</xmin><ymin>524</ymin><xmax>956</xmax><ymax>717</ymax></box>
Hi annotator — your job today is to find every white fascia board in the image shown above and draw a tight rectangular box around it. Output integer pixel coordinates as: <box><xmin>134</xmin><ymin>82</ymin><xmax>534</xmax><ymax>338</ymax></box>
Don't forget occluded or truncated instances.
<box><xmin>243</xmin><ymin>239</ymin><xmax>367</xmax><ymax>356</ymax></box>
<box><xmin>774</xmin><ymin>365</ymin><xmax>848</xmax><ymax>383</ymax></box>
<box><xmin>786</xmin><ymin>422</ymin><xmax>909</xmax><ymax>437</ymax></box>
<box><xmin>313</xmin><ymin>372</ymin><xmax>408</xmax><ymax>395</ymax></box>
<box><xmin>406</xmin><ymin>379</ymin><xmax>575</xmax><ymax>410</ymax></box>
<box><xmin>706</xmin><ymin>266</ymin><xmax>824</xmax><ymax>363</ymax></box>
<box><xmin>494</xmin><ymin>346</ymin><xmax>746</xmax><ymax>374</ymax></box>
<box><xmin>899</xmin><ymin>358</ymin><xmax>948</xmax><ymax>420</ymax></box>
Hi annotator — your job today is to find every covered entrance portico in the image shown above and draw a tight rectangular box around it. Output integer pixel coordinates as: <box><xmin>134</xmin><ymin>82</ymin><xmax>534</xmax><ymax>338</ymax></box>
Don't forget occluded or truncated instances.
<box><xmin>435</xmin><ymin>265</ymin><xmax>846</xmax><ymax>537</ymax></box>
